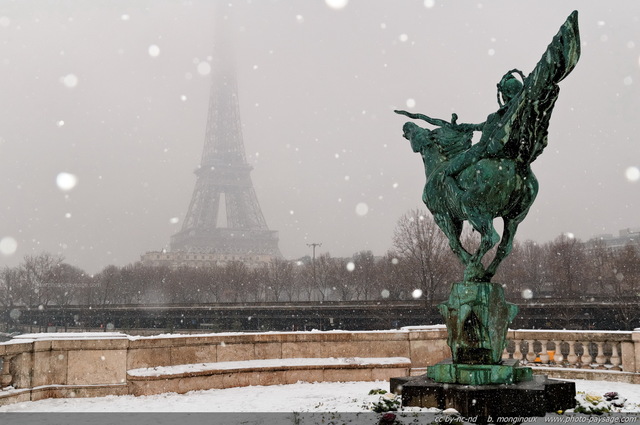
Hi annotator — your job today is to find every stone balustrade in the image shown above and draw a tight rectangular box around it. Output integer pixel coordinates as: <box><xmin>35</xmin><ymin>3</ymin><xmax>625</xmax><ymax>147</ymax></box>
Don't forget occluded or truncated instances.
<box><xmin>503</xmin><ymin>329</ymin><xmax>639</xmax><ymax>383</ymax></box>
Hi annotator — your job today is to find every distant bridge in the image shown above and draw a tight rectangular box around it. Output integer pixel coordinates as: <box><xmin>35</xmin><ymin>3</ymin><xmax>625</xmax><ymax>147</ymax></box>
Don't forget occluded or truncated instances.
<box><xmin>3</xmin><ymin>298</ymin><xmax>638</xmax><ymax>333</ymax></box>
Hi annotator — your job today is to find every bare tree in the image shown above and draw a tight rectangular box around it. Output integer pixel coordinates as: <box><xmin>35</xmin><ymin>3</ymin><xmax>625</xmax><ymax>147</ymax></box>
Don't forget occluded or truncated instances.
<box><xmin>0</xmin><ymin>266</ymin><xmax>21</xmax><ymax>308</ymax></box>
<box><xmin>185</xmin><ymin>267</ymin><xmax>215</xmax><ymax>303</ymax></box>
<box><xmin>47</xmin><ymin>263</ymin><xmax>86</xmax><ymax>307</ymax></box>
<box><xmin>606</xmin><ymin>243</ymin><xmax>640</xmax><ymax>328</ymax></box>
<box><xmin>284</xmin><ymin>260</ymin><xmax>305</xmax><ymax>302</ymax></box>
<box><xmin>95</xmin><ymin>265</ymin><xmax>122</xmax><ymax>305</ymax></box>
<box><xmin>296</xmin><ymin>259</ymin><xmax>315</xmax><ymax>301</ymax></box>
<box><xmin>614</xmin><ymin>243</ymin><xmax>640</xmax><ymax>294</ymax></box>
<box><xmin>519</xmin><ymin>240</ymin><xmax>550</xmax><ymax>295</ymax></box>
<box><xmin>222</xmin><ymin>261</ymin><xmax>250</xmax><ymax>302</ymax></box>
<box><xmin>333</xmin><ymin>257</ymin><xmax>356</xmax><ymax>301</ymax></box>
<box><xmin>351</xmin><ymin>251</ymin><xmax>376</xmax><ymax>301</ymax></box>
<box><xmin>202</xmin><ymin>266</ymin><xmax>223</xmax><ymax>303</ymax></box>
<box><xmin>495</xmin><ymin>240</ymin><xmax>548</xmax><ymax>298</ymax></box>
<box><xmin>313</xmin><ymin>253</ymin><xmax>335</xmax><ymax>301</ymax></box>
<box><xmin>245</xmin><ymin>268</ymin><xmax>265</xmax><ymax>302</ymax></box>
<box><xmin>546</xmin><ymin>234</ymin><xmax>589</xmax><ymax>297</ymax></box>
<box><xmin>393</xmin><ymin>210</ymin><xmax>452</xmax><ymax>306</ymax></box>
<box><xmin>164</xmin><ymin>266</ymin><xmax>192</xmax><ymax>304</ymax></box>
<box><xmin>374</xmin><ymin>251</ymin><xmax>405</xmax><ymax>300</ymax></box>
<box><xmin>589</xmin><ymin>239</ymin><xmax>618</xmax><ymax>294</ymax></box>
<box><xmin>16</xmin><ymin>253</ymin><xmax>64</xmax><ymax>307</ymax></box>
<box><xmin>264</xmin><ymin>258</ymin><xmax>294</xmax><ymax>302</ymax></box>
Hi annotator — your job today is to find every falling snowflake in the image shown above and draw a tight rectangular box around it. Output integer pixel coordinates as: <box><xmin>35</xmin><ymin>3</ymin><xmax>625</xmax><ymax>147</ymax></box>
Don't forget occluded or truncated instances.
<box><xmin>0</xmin><ymin>236</ymin><xmax>17</xmax><ymax>255</ymax></box>
<box><xmin>325</xmin><ymin>0</ymin><xmax>348</xmax><ymax>10</ymax></box>
<box><xmin>355</xmin><ymin>202</ymin><xmax>369</xmax><ymax>216</ymax></box>
<box><xmin>61</xmin><ymin>74</ymin><xmax>79</xmax><ymax>88</ymax></box>
<box><xmin>625</xmin><ymin>166</ymin><xmax>640</xmax><ymax>182</ymax></box>
<box><xmin>56</xmin><ymin>172</ymin><xmax>78</xmax><ymax>191</ymax></box>
<box><xmin>197</xmin><ymin>61</ymin><xmax>211</xmax><ymax>76</ymax></box>
<box><xmin>148</xmin><ymin>45</ymin><xmax>160</xmax><ymax>57</ymax></box>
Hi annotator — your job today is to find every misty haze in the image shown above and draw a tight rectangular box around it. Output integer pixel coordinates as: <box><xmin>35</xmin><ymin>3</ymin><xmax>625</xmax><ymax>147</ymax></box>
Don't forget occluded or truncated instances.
<box><xmin>0</xmin><ymin>1</ymin><xmax>638</xmax><ymax>276</ymax></box>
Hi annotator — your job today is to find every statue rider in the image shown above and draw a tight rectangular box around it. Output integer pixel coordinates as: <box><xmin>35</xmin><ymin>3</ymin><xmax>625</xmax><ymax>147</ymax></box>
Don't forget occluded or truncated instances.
<box><xmin>443</xmin><ymin>70</ymin><xmax>525</xmax><ymax>179</ymax></box>
<box><xmin>396</xmin><ymin>69</ymin><xmax>525</xmax><ymax>183</ymax></box>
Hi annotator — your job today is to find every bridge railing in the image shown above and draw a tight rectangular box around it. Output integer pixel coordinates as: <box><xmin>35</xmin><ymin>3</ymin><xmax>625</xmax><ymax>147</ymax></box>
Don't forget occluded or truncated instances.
<box><xmin>504</xmin><ymin>329</ymin><xmax>637</xmax><ymax>377</ymax></box>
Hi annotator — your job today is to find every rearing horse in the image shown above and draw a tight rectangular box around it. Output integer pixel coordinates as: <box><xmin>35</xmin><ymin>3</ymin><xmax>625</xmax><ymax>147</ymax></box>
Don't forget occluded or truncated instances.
<box><xmin>396</xmin><ymin>11</ymin><xmax>580</xmax><ymax>283</ymax></box>
<box><xmin>398</xmin><ymin>114</ymin><xmax>538</xmax><ymax>282</ymax></box>
<box><xmin>395</xmin><ymin>11</ymin><xmax>580</xmax><ymax>372</ymax></box>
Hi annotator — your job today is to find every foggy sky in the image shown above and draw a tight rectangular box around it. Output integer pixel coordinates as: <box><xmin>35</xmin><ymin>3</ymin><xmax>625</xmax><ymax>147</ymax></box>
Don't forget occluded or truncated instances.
<box><xmin>0</xmin><ymin>0</ymin><xmax>638</xmax><ymax>274</ymax></box>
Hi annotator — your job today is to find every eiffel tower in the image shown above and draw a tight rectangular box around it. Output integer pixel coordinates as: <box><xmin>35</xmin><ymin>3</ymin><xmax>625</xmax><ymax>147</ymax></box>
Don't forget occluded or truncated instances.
<box><xmin>168</xmin><ymin>17</ymin><xmax>281</xmax><ymax>265</ymax></box>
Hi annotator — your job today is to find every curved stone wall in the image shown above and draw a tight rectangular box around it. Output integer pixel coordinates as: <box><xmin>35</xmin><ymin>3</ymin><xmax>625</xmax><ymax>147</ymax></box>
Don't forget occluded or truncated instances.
<box><xmin>0</xmin><ymin>326</ymin><xmax>450</xmax><ymax>407</ymax></box>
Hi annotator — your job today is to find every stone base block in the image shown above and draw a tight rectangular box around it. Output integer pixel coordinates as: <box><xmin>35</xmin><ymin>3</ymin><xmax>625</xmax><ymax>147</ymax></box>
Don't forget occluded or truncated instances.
<box><xmin>427</xmin><ymin>358</ymin><xmax>532</xmax><ymax>385</ymax></box>
<box><xmin>127</xmin><ymin>357</ymin><xmax>411</xmax><ymax>396</ymax></box>
<box><xmin>0</xmin><ymin>390</ymin><xmax>31</xmax><ymax>407</ymax></box>
<box><xmin>390</xmin><ymin>374</ymin><xmax>575</xmax><ymax>419</ymax></box>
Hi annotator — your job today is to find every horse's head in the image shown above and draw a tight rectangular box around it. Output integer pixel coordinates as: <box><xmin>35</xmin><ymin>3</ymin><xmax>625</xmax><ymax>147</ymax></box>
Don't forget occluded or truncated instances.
<box><xmin>401</xmin><ymin>122</ymin><xmax>447</xmax><ymax>175</ymax></box>
<box><xmin>401</xmin><ymin>122</ymin><xmax>419</xmax><ymax>140</ymax></box>
<box><xmin>403</xmin><ymin>121</ymin><xmax>460</xmax><ymax>158</ymax></box>
<box><xmin>402</xmin><ymin>122</ymin><xmax>436</xmax><ymax>150</ymax></box>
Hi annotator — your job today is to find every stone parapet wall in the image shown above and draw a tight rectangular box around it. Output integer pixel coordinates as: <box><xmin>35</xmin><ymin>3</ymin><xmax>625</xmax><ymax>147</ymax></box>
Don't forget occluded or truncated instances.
<box><xmin>3</xmin><ymin>326</ymin><xmax>638</xmax><ymax>408</ymax></box>
<box><xmin>0</xmin><ymin>326</ymin><xmax>449</xmax><ymax>407</ymax></box>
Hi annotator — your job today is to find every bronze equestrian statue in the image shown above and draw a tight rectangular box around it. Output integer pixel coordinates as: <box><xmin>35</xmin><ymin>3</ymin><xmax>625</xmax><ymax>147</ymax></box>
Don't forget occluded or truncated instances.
<box><xmin>396</xmin><ymin>11</ymin><xmax>580</xmax><ymax>378</ymax></box>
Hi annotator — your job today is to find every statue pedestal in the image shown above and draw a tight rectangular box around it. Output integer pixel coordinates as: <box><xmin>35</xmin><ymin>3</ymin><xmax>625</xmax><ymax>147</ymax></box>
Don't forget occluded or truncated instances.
<box><xmin>439</xmin><ymin>281</ymin><xmax>518</xmax><ymax>366</ymax></box>
<box><xmin>426</xmin><ymin>358</ymin><xmax>532</xmax><ymax>385</ymax></box>
<box><xmin>390</xmin><ymin>374</ymin><xmax>575</xmax><ymax>419</ymax></box>
<box><xmin>392</xmin><ymin>280</ymin><xmax>575</xmax><ymax>418</ymax></box>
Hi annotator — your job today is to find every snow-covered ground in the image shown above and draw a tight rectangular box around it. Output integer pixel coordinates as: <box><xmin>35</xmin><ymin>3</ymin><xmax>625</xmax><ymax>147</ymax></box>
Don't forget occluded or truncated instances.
<box><xmin>2</xmin><ymin>379</ymin><xmax>640</xmax><ymax>414</ymax></box>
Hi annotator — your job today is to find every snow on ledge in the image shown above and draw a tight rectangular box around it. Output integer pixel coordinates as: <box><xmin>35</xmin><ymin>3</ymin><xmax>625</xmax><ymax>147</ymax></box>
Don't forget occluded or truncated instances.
<box><xmin>3</xmin><ymin>328</ymin><xmax>428</xmax><ymax>344</ymax></box>
<box><xmin>127</xmin><ymin>327</ymin><xmax>443</xmax><ymax>340</ymax></box>
<box><xmin>13</xmin><ymin>332</ymin><xmax>128</xmax><ymax>340</ymax></box>
<box><xmin>400</xmin><ymin>325</ymin><xmax>446</xmax><ymax>331</ymax></box>
<box><xmin>3</xmin><ymin>326</ymin><xmax>635</xmax><ymax>345</ymax></box>
<box><xmin>511</xmin><ymin>329</ymin><xmax>633</xmax><ymax>334</ymax></box>
<box><xmin>127</xmin><ymin>357</ymin><xmax>411</xmax><ymax>378</ymax></box>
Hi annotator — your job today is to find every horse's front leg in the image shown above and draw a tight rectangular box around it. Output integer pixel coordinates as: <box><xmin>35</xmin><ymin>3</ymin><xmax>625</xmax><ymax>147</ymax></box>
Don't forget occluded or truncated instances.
<box><xmin>486</xmin><ymin>173</ymin><xmax>538</xmax><ymax>278</ymax></box>
<box><xmin>486</xmin><ymin>217</ymin><xmax>520</xmax><ymax>278</ymax></box>
<box><xmin>466</xmin><ymin>215</ymin><xmax>500</xmax><ymax>282</ymax></box>
<box><xmin>433</xmin><ymin>214</ymin><xmax>471</xmax><ymax>264</ymax></box>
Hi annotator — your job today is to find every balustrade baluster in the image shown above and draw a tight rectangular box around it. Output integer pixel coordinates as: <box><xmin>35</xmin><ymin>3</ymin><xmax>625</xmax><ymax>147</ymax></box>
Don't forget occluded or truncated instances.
<box><xmin>502</xmin><ymin>346</ymin><xmax>510</xmax><ymax>360</ymax></box>
<box><xmin>539</xmin><ymin>340</ymin><xmax>550</xmax><ymax>364</ymax></box>
<box><xmin>525</xmin><ymin>339</ymin><xmax>537</xmax><ymax>363</ymax></box>
<box><xmin>513</xmin><ymin>340</ymin><xmax>523</xmax><ymax>361</ymax></box>
<box><xmin>566</xmin><ymin>341</ymin><xmax>579</xmax><ymax>367</ymax></box>
<box><xmin>595</xmin><ymin>342</ymin><xmax>606</xmax><ymax>369</ymax></box>
<box><xmin>580</xmin><ymin>341</ymin><xmax>593</xmax><ymax>369</ymax></box>
<box><xmin>610</xmin><ymin>342</ymin><xmax>621</xmax><ymax>371</ymax></box>
<box><xmin>553</xmin><ymin>340</ymin><xmax>564</xmax><ymax>366</ymax></box>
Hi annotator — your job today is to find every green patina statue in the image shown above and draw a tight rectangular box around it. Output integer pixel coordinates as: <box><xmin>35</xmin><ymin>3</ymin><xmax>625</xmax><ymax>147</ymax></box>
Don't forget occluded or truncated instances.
<box><xmin>396</xmin><ymin>11</ymin><xmax>580</xmax><ymax>384</ymax></box>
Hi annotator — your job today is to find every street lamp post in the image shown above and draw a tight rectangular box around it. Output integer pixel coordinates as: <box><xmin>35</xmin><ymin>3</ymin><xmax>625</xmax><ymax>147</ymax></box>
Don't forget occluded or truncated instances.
<box><xmin>307</xmin><ymin>242</ymin><xmax>322</xmax><ymax>291</ymax></box>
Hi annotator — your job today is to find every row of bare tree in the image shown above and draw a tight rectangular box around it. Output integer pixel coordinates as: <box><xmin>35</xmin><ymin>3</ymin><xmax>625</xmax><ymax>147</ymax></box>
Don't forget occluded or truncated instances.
<box><xmin>1</xmin><ymin>210</ymin><xmax>638</xmax><ymax>307</ymax></box>
<box><xmin>0</xmin><ymin>251</ymin><xmax>418</xmax><ymax>307</ymax></box>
